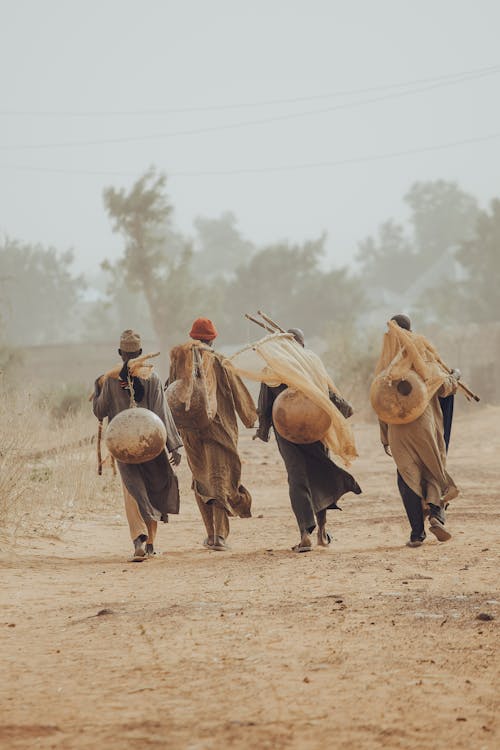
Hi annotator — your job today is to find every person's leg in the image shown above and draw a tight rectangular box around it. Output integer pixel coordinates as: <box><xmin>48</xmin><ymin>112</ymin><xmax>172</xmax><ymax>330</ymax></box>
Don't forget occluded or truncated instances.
<box><xmin>428</xmin><ymin>502</ymin><xmax>452</xmax><ymax>541</ymax></box>
<box><xmin>145</xmin><ymin>520</ymin><xmax>158</xmax><ymax>555</ymax></box>
<box><xmin>122</xmin><ymin>484</ymin><xmax>148</xmax><ymax>557</ymax></box>
<box><xmin>276</xmin><ymin>435</ymin><xmax>316</xmax><ymax>547</ymax></box>
<box><xmin>316</xmin><ymin>508</ymin><xmax>332</xmax><ymax>546</ymax></box>
<box><xmin>212</xmin><ymin>504</ymin><xmax>231</xmax><ymax>551</ymax></box>
<box><xmin>397</xmin><ymin>473</ymin><xmax>426</xmax><ymax>545</ymax></box>
<box><xmin>194</xmin><ymin>492</ymin><xmax>215</xmax><ymax>547</ymax></box>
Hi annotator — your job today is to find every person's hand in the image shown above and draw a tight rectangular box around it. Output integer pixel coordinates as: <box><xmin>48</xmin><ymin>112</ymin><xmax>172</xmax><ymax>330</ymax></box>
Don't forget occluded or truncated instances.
<box><xmin>451</xmin><ymin>368</ymin><xmax>461</xmax><ymax>381</ymax></box>
<box><xmin>169</xmin><ymin>449</ymin><xmax>182</xmax><ymax>466</ymax></box>
<box><xmin>383</xmin><ymin>444</ymin><xmax>392</xmax><ymax>457</ymax></box>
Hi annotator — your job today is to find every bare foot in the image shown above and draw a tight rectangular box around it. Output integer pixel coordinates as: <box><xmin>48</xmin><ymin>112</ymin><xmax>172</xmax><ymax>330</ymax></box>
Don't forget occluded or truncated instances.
<box><xmin>291</xmin><ymin>532</ymin><xmax>313</xmax><ymax>553</ymax></box>
<box><xmin>317</xmin><ymin>527</ymin><xmax>332</xmax><ymax>547</ymax></box>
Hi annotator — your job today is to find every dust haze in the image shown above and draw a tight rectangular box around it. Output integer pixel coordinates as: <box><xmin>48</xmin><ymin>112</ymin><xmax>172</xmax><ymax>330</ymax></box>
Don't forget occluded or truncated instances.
<box><xmin>1</xmin><ymin>3</ymin><xmax>499</xmax><ymax>750</ymax></box>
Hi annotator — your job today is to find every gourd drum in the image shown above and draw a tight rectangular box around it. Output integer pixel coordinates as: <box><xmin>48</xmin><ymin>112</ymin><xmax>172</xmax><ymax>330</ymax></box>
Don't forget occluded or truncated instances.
<box><xmin>370</xmin><ymin>370</ymin><xmax>428</xmax><ymax>425</ymax></box>
<box><xmin>272</xmin><ymin>388</ymin><xmax>330</xmax><ymax>444</ymax></box>
<box><xmin>165</xmin><ymin>379</ymin><xmax>212</xmax><ymax>430</ymax></box>
<box><xmin>105</xmin><ymin>407</ymin><xmax>167</xmax><ymax>464</ymax></box>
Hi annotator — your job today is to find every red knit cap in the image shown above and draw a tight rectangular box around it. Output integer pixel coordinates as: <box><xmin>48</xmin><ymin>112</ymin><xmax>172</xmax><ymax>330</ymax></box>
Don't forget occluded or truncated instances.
<box><xmin>189</xmin><ymin>317</ymin><xmax>218</xmax><ymax>341</ymax></box>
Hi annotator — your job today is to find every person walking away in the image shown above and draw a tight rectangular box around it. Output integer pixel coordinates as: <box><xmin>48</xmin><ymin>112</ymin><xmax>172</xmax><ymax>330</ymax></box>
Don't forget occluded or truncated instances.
<box><xmin>93</xmin><ymin>329</ymin><xmax>182</xmax><ymax>561</ymax></box>
<box><xmin>168</xmin><ymin>318</ymin><xmax>256</xmax><ymax>551</ymax></box>
<box><xmin>377</xmin><ymin>315</ymin><xmax>460</xmax><ymax>547</ymax></box>
<box><xmin>254</xmin><ymin>328</ymin><xmax>362</xmax><ymax>552</ymax></box>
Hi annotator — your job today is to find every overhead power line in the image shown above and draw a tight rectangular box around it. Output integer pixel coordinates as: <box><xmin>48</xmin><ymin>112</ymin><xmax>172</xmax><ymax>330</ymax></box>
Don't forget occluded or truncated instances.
<box><xmin>1</xmin><ymin>130</ymin><xmax>499</xmax><ymax>179</ymax></box>
<box><xmin>0</xmin><ymin>63</ymin><xmax>498</xmax><ymax>117</ymax></box>
<box><xmin>1</xmin><ymin>67</ymin><xmax>499</xmax><ymax>152</ymax></box>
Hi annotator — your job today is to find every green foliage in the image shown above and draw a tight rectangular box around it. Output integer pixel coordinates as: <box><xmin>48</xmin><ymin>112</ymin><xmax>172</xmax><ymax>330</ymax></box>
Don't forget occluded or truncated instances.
<box><xmin>356</xmin><ymin>180</ymin><xmax>479</xmax><ymax>296</ymax></box>
<box><xmin>405</xmin><ymin>180</ymin><xmax>478</xmax><ymax>259</ymax></box>
<box><xmin>356</xmin><ymin>220</ymin><xmax>418</xmax><ymax>292</ymax></box>
<box><xmin>212</xmin><ymin>235</ymin><xmax>366</xmax><ymax>343</ymax></box>
<box><xmin>0</xmin><ymin>239</ymin><xmax>85</xmax><ymax>346</ymax></box>
<box><xmin>193</xmin><ymin>211</ymin><xmax>255</xmax><ymax>278</ymax></box>
<box><xmin>103</xmin><ymin>168</ymin><xmax>198</xmax><ymax>344</ymax></box>
<box><xmin>456</xmin><ymin>199</ymin><xmax>500</xmax><ymax>321</ymax></box>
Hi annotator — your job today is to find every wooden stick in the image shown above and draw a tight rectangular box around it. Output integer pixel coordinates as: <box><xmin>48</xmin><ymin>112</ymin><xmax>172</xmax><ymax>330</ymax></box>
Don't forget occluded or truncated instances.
<box><xmin>434</xmin><ymin>356</ymin><xmax>480</xmax><ymax>402</ymax></box>
<box><xmin>245</xmin><ymin>313</ymin><xmax>275</xmax><ymax>334</ymax></box>
<box><xmin>257</xmin><ymin>310</ymin><xmax>286</xmax><ymax>333</ymax></box>
<box><xmin>97</xmin><ymin>420</ymin><xmax>103</xmax><ymax>476</ymax></box>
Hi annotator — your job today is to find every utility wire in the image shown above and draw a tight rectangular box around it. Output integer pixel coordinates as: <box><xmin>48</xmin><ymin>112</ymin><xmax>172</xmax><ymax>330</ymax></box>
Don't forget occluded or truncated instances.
<box><xmin>0</xmin><ymin>68</ymin><xmax>499</xmax><ymax>152</ymax></box>
<box><xmin>0</xmin><ymin>63</ymin><xmax>498</xmax><ymax>117</ymax></box>
<box><xmin>1</xmin><ymin>130</ymin><xmax>499</xmax><ymax>179</ymax></box>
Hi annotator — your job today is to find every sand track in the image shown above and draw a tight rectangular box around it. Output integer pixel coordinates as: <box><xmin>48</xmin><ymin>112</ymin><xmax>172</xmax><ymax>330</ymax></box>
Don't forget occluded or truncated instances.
<box><xmin>1</xmin><ymin>409</ymin><xmax>498</xmax><ymax>749</ymax></box>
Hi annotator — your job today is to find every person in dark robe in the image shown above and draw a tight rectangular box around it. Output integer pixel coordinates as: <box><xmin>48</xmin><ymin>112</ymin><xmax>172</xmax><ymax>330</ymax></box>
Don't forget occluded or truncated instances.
<box><xmin>380</xmin><ymin>314</ymin><xmax>460</xmax><ymax>547</ymax></box>
<box><xmin>93</xmin><ymin>329</ymin><xmax>182</xmax><ymax>561</ymax></box>
<box><xmin>254</xmin><ymin>328</ymin><xmax>362</xmax><ymax>553</ymax></box>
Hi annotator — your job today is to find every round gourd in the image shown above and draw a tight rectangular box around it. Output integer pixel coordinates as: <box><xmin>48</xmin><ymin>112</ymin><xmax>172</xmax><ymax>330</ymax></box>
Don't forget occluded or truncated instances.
<box><xmin>370</xmin><ymin>370</ymin><xmax>428</xmax><ymax>424</ymax></box>
<box><xmin>165</xmin><ymin>379</ymin><xmax>212</xmax><ymax>430</ymax></box>
<box><xmin>272</xmin><ymin>388</ymin><xmax>330</xmax><ymax>444</ymax></box>
<box><xmin>105</xmin><ymin>407</ymin><xmax>167</xmax><ymax>464</ymax></box>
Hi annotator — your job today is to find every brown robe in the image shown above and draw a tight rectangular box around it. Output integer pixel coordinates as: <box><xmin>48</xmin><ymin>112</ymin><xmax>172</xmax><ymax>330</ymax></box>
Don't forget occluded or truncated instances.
<box><xmin>169</xmin><ymin>346</ymin><xmax>257</xmax><ymax>517</ymax></box>
<box><xmin>380</xmin><ymin>375</ymin><xmax>458</xmax><ymax>508</ymax></box>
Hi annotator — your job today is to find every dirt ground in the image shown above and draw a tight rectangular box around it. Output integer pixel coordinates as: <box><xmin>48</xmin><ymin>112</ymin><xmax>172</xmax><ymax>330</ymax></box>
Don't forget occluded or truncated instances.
<box><xmin>1</xmin><ymin>405</ymin><xmax>499</xmax><ymax>750</ymax></box>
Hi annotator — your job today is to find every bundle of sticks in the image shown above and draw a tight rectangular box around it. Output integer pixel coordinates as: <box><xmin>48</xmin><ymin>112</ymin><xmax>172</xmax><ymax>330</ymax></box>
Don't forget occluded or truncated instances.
<box><xmin>245</xmin><ymin>311</ymin><xmax>480</xmax><ymax>403</ymax></box>
<box><xmin>245</xmin><ymin>309</ymin><xmax>288</xmax><ymax>335</ymax></box>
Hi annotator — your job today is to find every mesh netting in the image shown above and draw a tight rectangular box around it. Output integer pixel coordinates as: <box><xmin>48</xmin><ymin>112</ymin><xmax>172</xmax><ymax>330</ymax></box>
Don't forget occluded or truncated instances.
<box><xmin>228</xmin><ymin>333</ymin><xmax>358</xmax><ymax>466</ymax></box>
<box><xmin>373</xmin><ymin>321</ymin><xmax>450</xmax><ymax>406</ymax></box>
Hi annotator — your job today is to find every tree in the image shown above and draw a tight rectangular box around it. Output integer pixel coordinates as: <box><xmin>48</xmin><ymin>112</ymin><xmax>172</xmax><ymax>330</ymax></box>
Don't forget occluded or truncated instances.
<box><xmin>456</xmin><ymin>198</ymin><xmax>500</xmax><ymax>321</ymax></box>
<box><xmin>356</xmin><ymin>220</ymin><xmax>419</xmax><ymax>292</ymax></box>
<box><xmin>103</xmin><ymin>168</ymin><xmax>198</xmax><ymax>344</ymax></box>
<box><xmin>0</xmin><ymin>238</ymin><xmax>84</xmax><ymax>346</ymax></box>
<box><xmin>405</xmin><ymin>180</ymin><xmax>478</xmax><ymax>260</ymax></box>
<box><xmin>218</xmin><ymin>235</ymin><xmax>366</xmax><ymax>343</ymax></box>
<box><xmin>193</xmin><ymin>211</ymin><xmax>255</xmax><ymax>279</ymax></box>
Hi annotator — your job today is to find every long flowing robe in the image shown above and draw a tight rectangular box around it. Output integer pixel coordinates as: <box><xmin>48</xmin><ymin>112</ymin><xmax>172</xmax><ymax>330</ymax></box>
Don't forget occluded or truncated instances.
<box><xmin>379</xmin><ymin>375</ymin><xmax>458</xmax><ymax>508</ymax></box>
<box><xmin>256</xmin><ymin>383</ymin><xmax>361</xmax><ymax>532</ymax></box>
<box><xmin>93</xmin><ymin>371</ymin><xmax>182</xmax><ymax>524</ymax></box>
<box><xmin>169</xmin><ymin>346</ymin><xmax>257</xmax><ymax>517</ymax></box>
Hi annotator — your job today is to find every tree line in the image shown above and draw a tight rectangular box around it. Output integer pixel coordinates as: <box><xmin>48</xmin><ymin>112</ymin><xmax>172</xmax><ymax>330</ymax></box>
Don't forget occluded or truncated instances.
<box><xmin>1</xmin><ymin>168</ymin><xmax>499</xmax><ymax>351</ymax></box>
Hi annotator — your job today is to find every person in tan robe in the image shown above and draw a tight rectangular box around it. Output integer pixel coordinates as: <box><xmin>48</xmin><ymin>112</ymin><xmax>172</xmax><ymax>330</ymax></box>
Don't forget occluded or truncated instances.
<box><xmin>168</xmin><ymin>318</ymin><xmax>257</xmax><ymax>551</ymax></box>
<box><xmin>378</xmin><ymin>315</ymin><xmax>460</xmax><ymax>547</ymax></box>
<box><xmin>93</xmin><ymin>329</ymin><xmax>182</xmax><ymax>561</ymax></box>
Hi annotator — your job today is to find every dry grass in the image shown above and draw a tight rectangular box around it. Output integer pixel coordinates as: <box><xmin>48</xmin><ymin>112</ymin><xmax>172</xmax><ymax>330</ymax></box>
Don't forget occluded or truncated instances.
<box><xmin>0</xmin><ymin>385</ymin><xmax>121</xmax><ymax>544</ymax></box>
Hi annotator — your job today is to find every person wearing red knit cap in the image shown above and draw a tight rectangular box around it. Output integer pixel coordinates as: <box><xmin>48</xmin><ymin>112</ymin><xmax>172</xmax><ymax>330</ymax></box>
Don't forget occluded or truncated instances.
<box><xmin>168</xmin><ymin>318</ymin><xmax>257</xmax><ymax>551</ymax></box>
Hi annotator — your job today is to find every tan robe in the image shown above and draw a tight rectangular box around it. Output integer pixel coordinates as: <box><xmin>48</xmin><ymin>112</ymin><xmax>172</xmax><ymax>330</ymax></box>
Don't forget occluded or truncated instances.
<box><xmin>169</xmin><ymin>347</ymin><xmax>257</xmax><ymax>517</ymax></box>
<box><xmin>380</xmin><ymin>375</ymin><xmax>458</xmax><ymax>508</ymax></box>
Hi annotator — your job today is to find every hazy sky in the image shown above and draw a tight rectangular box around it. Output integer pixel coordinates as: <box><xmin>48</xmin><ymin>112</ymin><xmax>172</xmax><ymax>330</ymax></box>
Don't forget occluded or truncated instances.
<box><xmin>1</xmin><ymin>0</ymin><xmax>499</xmax><ymax>275</ymax></box>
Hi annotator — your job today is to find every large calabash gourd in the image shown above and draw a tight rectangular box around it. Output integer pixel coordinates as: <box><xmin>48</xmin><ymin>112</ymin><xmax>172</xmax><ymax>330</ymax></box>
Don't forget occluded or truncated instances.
<box><xmin>165</xmin><ymin>380</ymin><xmax>214</xmax><ymax>430</ymax></box>
<box><xmin>105</xmin><ymin>407</ymin><xmax>167</xmax><ymax>464</ymax></box>
<box><xmin>272</xmin><ymin>388</ymin><xmax>331</xmax><ymax>444</ymax></box>
<box><xmin>370</xmin><ymin>370</ymin><xmax>428</xmax><ymax>424</ymax></box>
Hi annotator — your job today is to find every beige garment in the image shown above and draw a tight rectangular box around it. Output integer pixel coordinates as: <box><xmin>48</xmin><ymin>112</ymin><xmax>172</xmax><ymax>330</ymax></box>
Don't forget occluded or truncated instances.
<box><xmin>228</xmin><ymin>333</ymin><xmax>357</xmax><ymax>467</ymax></box>
<box><xmin>195</xmin><ymin>492</ymin><xmax>230</xmax><ymax>540</ymax></box>
<box><xmin>380</xmin><ymin>377</ymin><xmax>458</xmax><ymax>509</ymax></box>
<box><xmin>122</xmin><ymin>484</ymin><xmax>158</xmax><ymax>543</ymax></box>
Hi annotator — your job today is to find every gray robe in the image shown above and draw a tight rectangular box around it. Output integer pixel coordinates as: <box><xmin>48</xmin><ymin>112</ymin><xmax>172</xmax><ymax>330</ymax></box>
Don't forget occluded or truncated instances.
<box><xmin>93</xmin><ymin>371</ymin><xmax>182</xmax><ymax>524</ymax></box>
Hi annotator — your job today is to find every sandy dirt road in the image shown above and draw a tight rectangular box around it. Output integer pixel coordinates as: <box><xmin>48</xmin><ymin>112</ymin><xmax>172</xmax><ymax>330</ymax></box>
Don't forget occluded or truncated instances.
<box><xmin>1</xmin><ymin>407</ymin><xmax>499</xmax><ymax>750</ymax></box>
